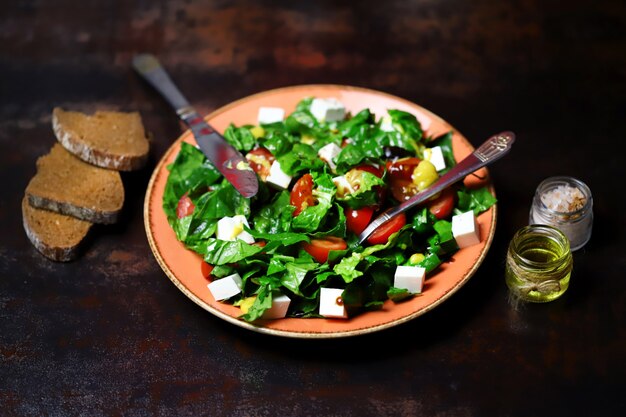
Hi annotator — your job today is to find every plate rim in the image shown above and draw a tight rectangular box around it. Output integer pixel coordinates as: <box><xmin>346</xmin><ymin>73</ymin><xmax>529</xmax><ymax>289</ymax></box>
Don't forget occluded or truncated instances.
<box><xmin>144</xmin><ymin>84</ymin><xmax>497</xmax><ymax>339</ymax></box>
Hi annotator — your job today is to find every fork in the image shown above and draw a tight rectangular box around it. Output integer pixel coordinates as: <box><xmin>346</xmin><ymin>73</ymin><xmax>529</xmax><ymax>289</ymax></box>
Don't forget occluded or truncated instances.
<box><xmin>358</xmin><ymin>131</ymin><xmax>516</xmax><ymax>244</ymax></box>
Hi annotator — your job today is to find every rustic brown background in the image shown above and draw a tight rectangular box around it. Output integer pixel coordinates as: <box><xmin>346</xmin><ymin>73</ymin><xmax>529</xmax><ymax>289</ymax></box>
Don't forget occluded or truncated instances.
<box><xmin>1</xmin><ymin>1</ymin><xmax>625</xmax><ymax>416</ymax></box>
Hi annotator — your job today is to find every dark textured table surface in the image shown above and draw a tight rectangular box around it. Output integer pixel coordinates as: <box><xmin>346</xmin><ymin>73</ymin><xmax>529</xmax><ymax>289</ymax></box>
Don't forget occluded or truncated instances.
<box><xmin>2</xmin><ymin>1</ymin><xmax>625</xmax><ymax>416</ymax></box>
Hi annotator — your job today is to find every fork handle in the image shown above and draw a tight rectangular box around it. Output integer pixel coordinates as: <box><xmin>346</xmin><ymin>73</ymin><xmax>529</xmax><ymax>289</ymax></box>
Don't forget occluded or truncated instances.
<box><xmin>358</xmin><ymin>131</ymin><xmax>515</xmax><ymax>244</ymax></box>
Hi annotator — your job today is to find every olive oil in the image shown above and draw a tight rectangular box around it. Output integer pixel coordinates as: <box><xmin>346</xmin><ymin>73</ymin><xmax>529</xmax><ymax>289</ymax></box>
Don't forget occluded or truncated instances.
<box><xmin>506</xmin><ymin>225</ymin><xmax>573</xmax><ymax>303</ymax></box>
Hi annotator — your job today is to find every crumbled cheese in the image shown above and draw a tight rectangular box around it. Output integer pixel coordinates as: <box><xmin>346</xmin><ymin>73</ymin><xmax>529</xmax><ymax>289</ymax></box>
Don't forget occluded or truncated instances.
<box><xmin>310</xmin><ymin>98</ymin><xmax>346</xmax><ymax>123</ymax></box>
<box><xmin>332</xmin><ymin>175</ymin><xmax>355</xmax><ymax>198</ymax></box>
<box><xmin>261</xmin><ymin>293</ymin><xmax>291</xmax><ymax>319</ymax></box>
<box><xmin>393</xmin><ymin>265</ymin><xmax>426</xmax><ymax>294</ymax></box>
<box><xmin>266</xmin><ymin>160</ymin><xmax>292</xmax><ymax>189</ymax></box>
<box><xmin>380</xmin><ymin>115</ymin><xmax>395</xmax><ymax>132</ymax></box>
<box><xmin>318</xmin><ymin>143</ymin><xmax>342</xmax><ymax>171</ymax></box>
<box><xmin>257</xmin><ymin>107</ymin><xmax>285</xmax><ymax>124</ymax></box>
<box><xmin>319</xmin><ymin>288</ymin><xmax>348</xmax><ymax>318</ymax></box>
<box><xmin>452</xmin><ymin>211</ymin><xmax>481</xmax><ymax>248</ymax></box>
<box><xmin>423</xmin><ymin>146</ymin><xmax>446</xmax><ymax>171</ymax></box>
<box><xmin>208</xmin><ymin>273</ymin><xmax>243</xmax><ymax>301</ymax></box>
<box><xmin>216</xmin><ymin>215</ymin><xmax>255</xmax><ymax>244</ymax></box>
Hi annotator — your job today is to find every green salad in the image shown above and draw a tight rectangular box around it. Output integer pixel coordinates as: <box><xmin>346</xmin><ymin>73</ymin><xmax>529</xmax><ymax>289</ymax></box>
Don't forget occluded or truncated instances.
<box><xmin>163</xmin><ymin>97</ymin><xmax>496</xmax><ymax>321</ymax></box>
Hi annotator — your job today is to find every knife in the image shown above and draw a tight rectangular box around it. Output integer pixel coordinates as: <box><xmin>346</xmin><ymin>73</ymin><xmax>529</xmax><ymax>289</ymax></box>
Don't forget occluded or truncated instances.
<box><xmin>132</xmin><ymin>53</ymin><xmax>258</xmax><ymax>198</ymax></box>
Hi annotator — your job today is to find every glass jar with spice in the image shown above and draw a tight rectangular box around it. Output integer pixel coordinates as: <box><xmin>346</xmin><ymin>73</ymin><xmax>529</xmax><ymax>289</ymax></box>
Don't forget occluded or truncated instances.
<box><xmin>529</xmin><ymin>176</ymin><xmax>593</xmax><ymax>251</ymax></box>
<box><xmin>505</xmin><ymin>224</ymin><xmax>573</xmax><ymax>303</ymax></box>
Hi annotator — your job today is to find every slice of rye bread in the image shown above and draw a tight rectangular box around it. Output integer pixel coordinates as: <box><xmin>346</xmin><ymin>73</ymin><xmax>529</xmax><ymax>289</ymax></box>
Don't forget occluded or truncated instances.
<box><xmin>25</xmin><ymin>144</ymin><xmax>124</xmax><ymax>224</ymax></box>
<box><xmin>52</xmin><ymin>107</ymin><xmax>149</xmax><ymax>171</ymax></box>
<box><xmin>22</xmin><ymin>196</ymin><xmax>92</xmax><ymax>262</ymax></box>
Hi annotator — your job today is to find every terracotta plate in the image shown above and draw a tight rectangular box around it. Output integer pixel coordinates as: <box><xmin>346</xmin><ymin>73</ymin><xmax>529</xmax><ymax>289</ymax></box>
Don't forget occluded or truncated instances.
<box><xmin>144</xmin><ymin>85</ymin><xmax>496</xmax><ymax>338</ymax></box>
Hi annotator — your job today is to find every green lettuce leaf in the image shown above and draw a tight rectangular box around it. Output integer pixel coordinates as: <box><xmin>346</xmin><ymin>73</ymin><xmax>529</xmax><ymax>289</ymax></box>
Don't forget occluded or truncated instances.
<box><xmin>456</xmin><ymin>186</ymin><xmax>497</xmax><ymax>215</ymax></box>
<box><xmin>223</xmin><ymin>124</ymin><xmax>257</xmax><ymax>152</ymax></box>
<box><xmin>163</xmin><ymin>142</ymin><xmax>221</xmax><ymax>219</ymax></box>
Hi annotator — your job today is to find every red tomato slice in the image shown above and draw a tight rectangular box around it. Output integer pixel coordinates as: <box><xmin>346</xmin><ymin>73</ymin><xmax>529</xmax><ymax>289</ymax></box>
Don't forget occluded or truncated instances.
<box><xmin>302</xmin><ymin>237</ymin><xmax>348</xmax><ymax>264</ymax></box>
<box><xmin>386</xmin><ymin>157</ymin><xmax>421</xmax><ymax>182</ymax></box>
<box><xmin>290</xmin><ymin>174</ymin><xmax>316</xmax><ymax>216</ymax></box>
<box><xmin>428</xmin><ymin>187</ymin><xmax>456</xmax><ymax>219</ymax></box>
<box><xmin>354</xmin><ymin>164</ymin><xmax>384</xmax><ymax>178</ymax></box>
<box><xmin>389</xmin><ymin>177</ymin><xmax>419</xmax><ymax>202</ymax></box>
<box><xmin>246</xmin><ymin>147</ymin><xmax>275</xmax><ymax>181</ymax></box>
<box><xmin>201</xmin><ymin>261</ymin><xmax>214</xmax><ymax>281</ymax></box>
<box><xmin>366</xmin><ymin>213</ymin><xmax>406</xmax><ymax>245</ymax></box>
<box><xmin>176</xmin><ymin>193</ymin><xmax>195</xmax><ymax>218</ymax></box>
<box><xmin>345</xmin><ymin>206</ymin><xmax>375</xmax><ymax>235</ymax></box>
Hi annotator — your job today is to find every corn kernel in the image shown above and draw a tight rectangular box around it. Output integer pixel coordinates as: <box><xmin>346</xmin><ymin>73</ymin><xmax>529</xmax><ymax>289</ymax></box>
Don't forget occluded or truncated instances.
<box><xmin>239</xmin><ymin>296</ymin><xmax>257</xmax><ymax>314</ymax></box>
<box><xmin>250</xmin><ymin>126</ymin><xmax>265</xmax><ymax>139</ymax></box>
<box><xmin>409</xmin><ymin>253</ymin><xmax>425</xmax><ymax>265</ymax></box>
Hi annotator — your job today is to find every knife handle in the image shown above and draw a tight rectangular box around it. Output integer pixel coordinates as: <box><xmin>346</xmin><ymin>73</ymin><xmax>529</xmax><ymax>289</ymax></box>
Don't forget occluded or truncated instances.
<box><xmin>132</xmin><ymin>53</ymin><xmax>192</xmax><ymax>116</ymax></box>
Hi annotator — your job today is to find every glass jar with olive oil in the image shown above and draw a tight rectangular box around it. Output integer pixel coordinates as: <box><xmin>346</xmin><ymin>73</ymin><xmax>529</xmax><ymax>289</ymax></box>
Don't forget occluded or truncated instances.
<box><xmin>505</xmin><ymin>225</ymin><xmax>573</xmax><ymax>303</ymax></box>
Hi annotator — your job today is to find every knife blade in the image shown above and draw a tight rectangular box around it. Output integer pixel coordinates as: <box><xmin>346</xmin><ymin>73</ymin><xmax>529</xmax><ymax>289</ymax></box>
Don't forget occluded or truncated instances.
<box><xmin>132</xmin><ymin>53</ymin><xmax>258</xmax><ymax>198</ymax></box>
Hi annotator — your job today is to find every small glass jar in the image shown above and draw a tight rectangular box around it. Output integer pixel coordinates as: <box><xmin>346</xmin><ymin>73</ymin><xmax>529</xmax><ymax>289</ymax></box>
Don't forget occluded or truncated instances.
<box><xmin>505</xmin><ymin>225</ymin><xmax>573</xmax><ymax>303</ymax></box>
<box><xmin>529</xmin><ymin>176</ymin><xmax>593</xmax><ymax>251</ymax></box>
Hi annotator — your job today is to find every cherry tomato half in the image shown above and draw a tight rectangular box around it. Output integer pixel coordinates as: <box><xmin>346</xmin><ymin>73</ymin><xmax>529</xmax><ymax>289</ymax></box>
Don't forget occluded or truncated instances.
<box><xmin>428</xmin><ymin>187</ymin><xmax>456</xmax><ymax>220</ymax></box>
<box><xmin>366</xmin><ymin>213</ymin><xmax>406</xmax><ymax>245</ymax></box>
<box><xmin>389</xmin><ymin>177</ymin><xmax>419</xmax><ymax>202</ymax></box>
<box><xmin>386</xmin><ymin>157</ymin><xmax>421</xmax><ymax>182</ymax></box>
<box><xmin>302</xmin><ymin>237</ymin><xmax>348</xmax><ymax>264</ymax></box>
<box><xmin>290</xmin><ymin>174</ymin><xmax>316</xmax><ymax>217</ymax></box>
<box><xmin>354</xmin><ymin>164</ymin><xmax>384</xmax><ymax>178</ymax></box>
<box><xmin>246</xmin><ymin>147</ymin><xmax>275</xmax><ymax>181</ymax></box>
<box><xmin>345</xmin><ymin>206</ymin><xmax>375</xmax><ymax>235</ymax></box>
<box><xmin>176</xmin><ymin>193</ymin><xmax>195</xmax><ymax>218</ymax></box>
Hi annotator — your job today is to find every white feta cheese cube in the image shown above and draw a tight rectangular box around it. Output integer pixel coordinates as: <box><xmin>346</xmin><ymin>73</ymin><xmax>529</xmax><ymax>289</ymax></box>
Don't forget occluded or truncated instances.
<box><xmin>452</xmin><ymin>211</ymin><xmax>481</xmax><ymax>248</ymax></box>
<box><xmin>318</xmin><ymin>143</ymin><xmax>342</xmax><ymax>171</ymax></box>
<box><xmin>332</xmin><ymin>175</ymin><xmax>355</xmax><ymax>198</ymax></box>
<box><xmin>310</xmin><ymin>98</ymin><xmax>346</xmax><ymax>123</ymax></box>
<box><xmin>257</xmin><ymin>107</ymin><xmax>285</xmax><ymax>124</ymax></box>
<box><xmin>216</xmin><ymin>215</ymin><xmax>255</xmax><ymax>244</ymax></box>
<box><xmin>207</xmin><ymin>273</ymin><xmax>243</xmax><ymax>301</ymax></box>
<box><xmin>424</xmin><ymin>146</ymin><xmax>446</xmax><ymax>171</ymax></box>
<box><xmin>380</xmin><ymin>115</ymin><xmax>395</xmax><ymax>132</ymax></box>
<box><xmin>319</xmin><ymin>288</ymin><xmax>348</xmax><ymax>318</ymax></box>
<box><xmin>266</xmin><ymin>160</ymin><xmax>292</xmax><ymax>189</ymax></box>
<box><xmin>393</xmin><ymin>265</ymin><xmax>426</xmax><ymax>294</ymax></box>
<box><xmin>261</xmin><ymin>293</ymin><xmax>292</xmax><ymax>319</ymax></box>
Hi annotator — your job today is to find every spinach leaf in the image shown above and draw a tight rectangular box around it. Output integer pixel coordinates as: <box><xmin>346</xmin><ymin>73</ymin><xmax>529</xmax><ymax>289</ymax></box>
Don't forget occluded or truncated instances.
<box><xmin>239</xmin><ymin>279</ymin><xmax>281</xmax><ymax>322</ymax></box>
<box><xmin>387</xmin><ymin>109</ymin><xmax>423</xmax><ymax>143</ymax></box>
<box><xmin>291</xmin><ymin>171</ymin><xmax>336</xmax><ymax>233</ymax></box>
<box><xmin>163</xmin><ymin>142</ymin><xmax>221</xmax><ymax>219</ymax></box>
<box><xmin>201</xmin><ymin>239</ymin><xmax>263</xmax><ymax>265</ymax></box>
<box><xmin>259</xmin><ymin>130</ymin><xmax>295</xmax><ymax>157</ymax></box>
<box><xmin>253</xmin><ymin>191</ymin><xmax>294</xmax><ymax>234</ymax></box>
<box><xmin>337</xmin><ymin>109</ymin><xmax>374</xmax><ymax>137</ymax></box>
<box><xmin>428</xmin><ymin>131</ymin><xmax>456</xmax><ymax>173</ymax></box>
<box><xmin>333</xmin><ymin>253</ymin><xmax>364</xmax><ymax>283</ymax></box>
<box><xmin>277</xmin><ymin>143</ymin><xmax>325</xmax><ymax>176</ymax></box>
<box><xmin>223</xmin><ymin>124</ymin><xmax>257</xmax><ymax>152</ymax></box>
<box><xmin>337</xmin><ymin>171</ymin><xmax>385</xmax><ymax>209</ymax></box>
<box><xmin>456</xmin><ymin>186</ymin><xmax>497</xmax><ymax>215</ymax></box>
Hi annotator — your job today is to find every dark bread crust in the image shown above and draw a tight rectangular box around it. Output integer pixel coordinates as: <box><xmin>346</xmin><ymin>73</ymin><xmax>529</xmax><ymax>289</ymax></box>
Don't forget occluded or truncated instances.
<box><xmin>27</xmin><ymin>193</ymin><xmax>120</xmax><ymax>224</ymax></box>
<box><xmin>52</xmin><ymin>107</ymin><xmax>149</xmax><ymax>171</ymax></box>
<box><xmin>25</xmin><ymin>144</ymin><xmax>124</xmax><ymax>224</ymax></box>
<box><xmin>22</xmin><ymin>197</ymin><xmax>92</xmax><ymax>262</ymax></box>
